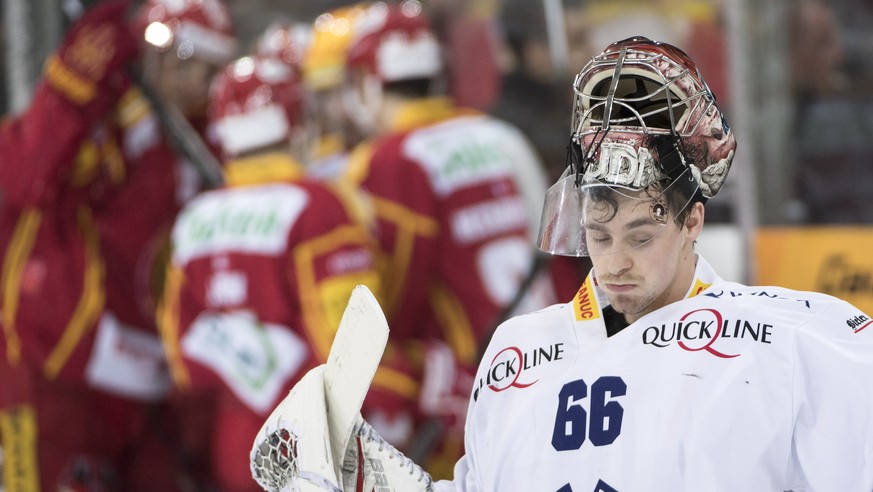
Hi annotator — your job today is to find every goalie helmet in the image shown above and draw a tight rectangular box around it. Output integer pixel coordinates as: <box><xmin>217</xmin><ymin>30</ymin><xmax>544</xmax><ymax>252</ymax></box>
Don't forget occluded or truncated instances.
<box><xmin>537</xmin><ymin>36</ymin><xmax>736</xmax><ymax>257</ymax></box>
<box><xmin>134</xmin><ymin>0</ymin><xmax>236</xmax><ymax>64</ymax></box>
<box><xmin>208</xmin><ymin>55</ymin><xmax>307</xmax><ymax>156</ymax></box>
<box><xmin>345</xmin><ymin>1</ymin><xmax>444</xmax><ymax>83</ymax></box>
<box><xmin>571</xmin><ymin>35</ymin><xmax>735</xmax><ymax>199</ymax></box>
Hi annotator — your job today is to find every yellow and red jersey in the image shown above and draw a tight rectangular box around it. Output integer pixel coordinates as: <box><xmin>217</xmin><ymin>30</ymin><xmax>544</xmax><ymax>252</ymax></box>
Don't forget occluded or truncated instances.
<box><xmin>156</xmin><ymin>153</ymin><xmax>382</xmax><ymax>489</ymax></box>
<box><xmin>0</xmin><ymin>80</ymin><xmax>201</xmax><ymax>388</ymax></box>
<box><xmin>158</xmin><ymin>152</ymin><xmax>380</xmax><ymax>407</ymax></box>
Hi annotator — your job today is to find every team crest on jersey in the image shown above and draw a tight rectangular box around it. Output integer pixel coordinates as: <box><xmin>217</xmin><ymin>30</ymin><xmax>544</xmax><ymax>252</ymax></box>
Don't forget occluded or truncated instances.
<box><xmin>641</xmin><ymin>308</ymin><xmax>774</xmax><ymax>358</ymax></box>
<box><xmin>846</xmin><ymin>313</ymin><xmax>872</xmax><ymax>333</ymax></box>
<box><xmin>472</xmin><ymin>343</ymin><xmax>565</xmax><ymax>401</ymax></box>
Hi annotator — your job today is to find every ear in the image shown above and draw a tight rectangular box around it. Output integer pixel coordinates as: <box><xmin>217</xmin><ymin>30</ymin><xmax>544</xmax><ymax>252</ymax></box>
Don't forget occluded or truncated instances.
<box><xmin>683</xmin><ymin>201</ymin><xmax>705</xmax><ymax>244</ymax></box>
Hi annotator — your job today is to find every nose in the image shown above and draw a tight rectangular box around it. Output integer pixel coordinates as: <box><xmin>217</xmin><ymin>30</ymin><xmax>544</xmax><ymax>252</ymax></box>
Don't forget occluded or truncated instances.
<box><xmin>606</xmin><ymin>250</ymin><xmax>632</xmax><ymax>276</ymax></box>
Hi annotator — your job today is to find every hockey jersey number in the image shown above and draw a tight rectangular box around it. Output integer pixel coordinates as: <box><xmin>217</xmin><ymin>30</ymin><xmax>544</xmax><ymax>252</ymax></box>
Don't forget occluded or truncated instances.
<box><xmin>551</xmin><ymin>376</ymin><xmax>627</xmax><ymax>451</ymax></box>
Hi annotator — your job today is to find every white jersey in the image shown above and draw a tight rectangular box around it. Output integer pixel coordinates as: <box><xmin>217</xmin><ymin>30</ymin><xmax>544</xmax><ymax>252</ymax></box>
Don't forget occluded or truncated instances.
<box><xmin>435</xmin><ymin>255</ymin><xmax>873</xmax><ymax>492</ymax></box>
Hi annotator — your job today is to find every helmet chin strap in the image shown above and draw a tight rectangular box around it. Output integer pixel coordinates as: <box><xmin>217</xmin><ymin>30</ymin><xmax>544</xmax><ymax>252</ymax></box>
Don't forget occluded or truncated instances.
<box><xmin>568</xmin><ymin>136</ymin><xmax>586</xmax><ymax>187</ymax></box>
<box><xmin>653</xmin><ymin>134</ymin><xmax>685</xmax><ymax>181</ymax></box>
<box><xmin>652</xmin><ymin>134</ymin><xmax>706</xmax><ymax>204</ymax></box>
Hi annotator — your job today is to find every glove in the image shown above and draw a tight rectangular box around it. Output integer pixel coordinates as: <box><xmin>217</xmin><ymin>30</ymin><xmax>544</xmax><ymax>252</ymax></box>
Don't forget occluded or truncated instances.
<box><xmin>341</xmin><ymin>418</ymin><xmax>434</xmax><ymax>492</ymax></box>
<box><xmin>43</xmin><ymin>0</ymin><xmax>138</xmax><ymax>113</ymax></box>
<box><xmin>250</xmin><ymin>365</ymin><xmax>433</xmax><ymax>492</ymax></box>
<box><xmin>250</xmin><ymin>365</ymin><xmax>340</xmax><ymax>492</ymax></box>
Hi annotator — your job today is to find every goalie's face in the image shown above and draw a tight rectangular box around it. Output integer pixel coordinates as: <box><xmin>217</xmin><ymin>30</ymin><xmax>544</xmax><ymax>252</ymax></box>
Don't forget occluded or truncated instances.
<box><xmin>585</xmin><ymin>187</ymin><xmax>703</xmax><ymax>324</ymax></box>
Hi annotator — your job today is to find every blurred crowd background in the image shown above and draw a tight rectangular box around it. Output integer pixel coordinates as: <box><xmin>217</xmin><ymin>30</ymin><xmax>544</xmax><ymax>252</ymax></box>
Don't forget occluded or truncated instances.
<box><xmin>5</xmin><ymin>0</ymin><xmax>873</xmax><ymax>227</ymax></box>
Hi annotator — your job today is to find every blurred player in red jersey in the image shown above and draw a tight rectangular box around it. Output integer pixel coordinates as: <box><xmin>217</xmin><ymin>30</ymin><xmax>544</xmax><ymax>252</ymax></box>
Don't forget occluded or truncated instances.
<box><xmin>0</xmin><ymin>0</ymin><xmax>235</xmax><ymax>489</ymax></box>
<box><xmin>296</xmin><ymin>3</ymin><xmax>376</xmax><ymax>182</ymax></box>
<box><xmin>336</xmin><ymin>1</ymin><xmax>581</xmax><ymax>478</ymax></box>
<box><xmin>156</xmin><ymin>53</ymin><xmax>381</xmax><ymax>491</ymax></box>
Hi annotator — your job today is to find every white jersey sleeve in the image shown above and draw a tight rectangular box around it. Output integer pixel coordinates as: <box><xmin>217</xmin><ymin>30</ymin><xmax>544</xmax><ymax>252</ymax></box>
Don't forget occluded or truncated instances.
<box><xmin>432</xmin><ymin>454</ymin><xmax>479</xmax><ymax>492</ymax></box>
<box><xmin>788</xmin><ymin>298</ymin><xmax>873</xmax><ymax>490</ymax></box>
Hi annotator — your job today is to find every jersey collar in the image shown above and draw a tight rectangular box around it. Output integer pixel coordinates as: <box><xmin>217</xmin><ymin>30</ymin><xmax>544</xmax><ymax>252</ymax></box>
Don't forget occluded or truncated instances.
<box><xmin>223</xmin><ymin>152</ymin><xmax>305</xmax><ymax>187</ymax></box>
<box><xmin>388</xmin><ymin>96</ymin><xmax>478</xmax><ymax>132</ymax></box>
<box><xmin>572</xmin><ymin>254</ymin><xmax>719</xmax><ymax>325</ymax></box>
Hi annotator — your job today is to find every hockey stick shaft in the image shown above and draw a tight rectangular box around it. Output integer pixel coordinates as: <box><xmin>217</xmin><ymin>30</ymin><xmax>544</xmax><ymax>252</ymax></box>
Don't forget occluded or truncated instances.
<box><xmin>127</xmin><ymin>66</ymin><xmax>225</xmax><ymax>188</ymax></box>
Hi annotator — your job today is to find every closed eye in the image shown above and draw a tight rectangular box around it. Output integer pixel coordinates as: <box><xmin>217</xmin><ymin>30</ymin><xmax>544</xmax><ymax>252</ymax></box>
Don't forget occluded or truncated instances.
<box><xmin>629</xmin><ymin>235</ymin><xmax>654</xmax><ymax>247</ymax></box>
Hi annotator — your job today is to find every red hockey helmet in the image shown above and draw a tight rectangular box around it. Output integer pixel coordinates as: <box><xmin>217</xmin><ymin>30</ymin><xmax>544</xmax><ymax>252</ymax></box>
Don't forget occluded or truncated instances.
<box><xmin>208</xmin><ymin>55</ymin><xmax>307</xmax><ymax>156</ymax></box>
<box><xmin>345</xmin><ymin>1</ymin><xmax>443</xmax><ymax>83</ymax></box>
<box><xmin>256</xmin><ymin>22</ymin><xmax>312</xmax><ymax>70</ymax></box>
<box><xmin>134</xmin><ymin>0</ymin><xmax>236</xmax><ymax>64</ymax></box>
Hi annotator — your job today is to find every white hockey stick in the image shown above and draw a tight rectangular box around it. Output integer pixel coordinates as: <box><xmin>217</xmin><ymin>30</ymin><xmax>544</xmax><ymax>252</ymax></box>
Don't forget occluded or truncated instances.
<box><xmin>250</xmin><ymin>285</ymin><xmax>389</xmax><ymax>491</ymax></box>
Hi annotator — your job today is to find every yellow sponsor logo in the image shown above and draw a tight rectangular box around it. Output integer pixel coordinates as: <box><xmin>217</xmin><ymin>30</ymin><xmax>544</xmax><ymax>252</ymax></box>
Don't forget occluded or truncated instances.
<box><xmin>67</xmin><ymin>24</ymin><xmax>116</xmax><ymax>80</ymax></box>
<box><xmin>689</xmin><ymin>278</ymin><xmax>712</xmax><ymax>298</ymax></box>
<box><xmin>574</xmin><ymin>276</ymin><xmax>601</xmax><ymax>321</ymax></box>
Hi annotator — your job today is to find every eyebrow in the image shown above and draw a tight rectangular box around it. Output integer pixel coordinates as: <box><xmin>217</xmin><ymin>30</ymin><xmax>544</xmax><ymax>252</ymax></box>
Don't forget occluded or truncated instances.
<box><xmin>584</xmin><ymin>218</ymin><xmax>660</xmax><ymax>232</ymax></box>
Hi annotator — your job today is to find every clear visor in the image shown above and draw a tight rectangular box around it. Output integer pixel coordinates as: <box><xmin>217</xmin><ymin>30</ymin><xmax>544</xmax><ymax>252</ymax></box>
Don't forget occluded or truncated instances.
<box><xmin>536</xmin><ymin>167</ymin><xmax>698</xmax><ymax>257</ymax></box>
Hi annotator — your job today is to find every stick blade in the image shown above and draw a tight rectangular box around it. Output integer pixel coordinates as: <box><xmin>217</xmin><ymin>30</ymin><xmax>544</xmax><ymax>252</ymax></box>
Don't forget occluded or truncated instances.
<box><xmin>324</xmin><ymin>284</ymin><xmax>389</xmax><ymax>476</ymax></box>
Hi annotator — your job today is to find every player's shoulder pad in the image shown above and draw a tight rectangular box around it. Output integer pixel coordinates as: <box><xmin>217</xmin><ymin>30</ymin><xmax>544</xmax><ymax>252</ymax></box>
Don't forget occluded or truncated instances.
<box><xmin>486</xmin><ymin>302</ymin><xmax>569</xmax><ymax>350</ymax></box>
<box><xmin>700</xmin><ymin>281</ymin><xmax>872</xmax><ymax>337</ymax></box>
<box><xmin>807</xmin><ymin>295</ymin><xmax>873</xmax><ymax>338</ymax></box>
<box><xmin>696</xmin><ymin>281</ymin><xmax>837</xmax><ymax>314</ymax></box>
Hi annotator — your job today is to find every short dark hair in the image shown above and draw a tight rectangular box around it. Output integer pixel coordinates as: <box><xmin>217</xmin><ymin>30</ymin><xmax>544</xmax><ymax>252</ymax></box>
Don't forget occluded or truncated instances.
<box><xmin>586</xmin><ymin>176</ymin><xmax>700</xmax><ymax>227</ymax></box>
